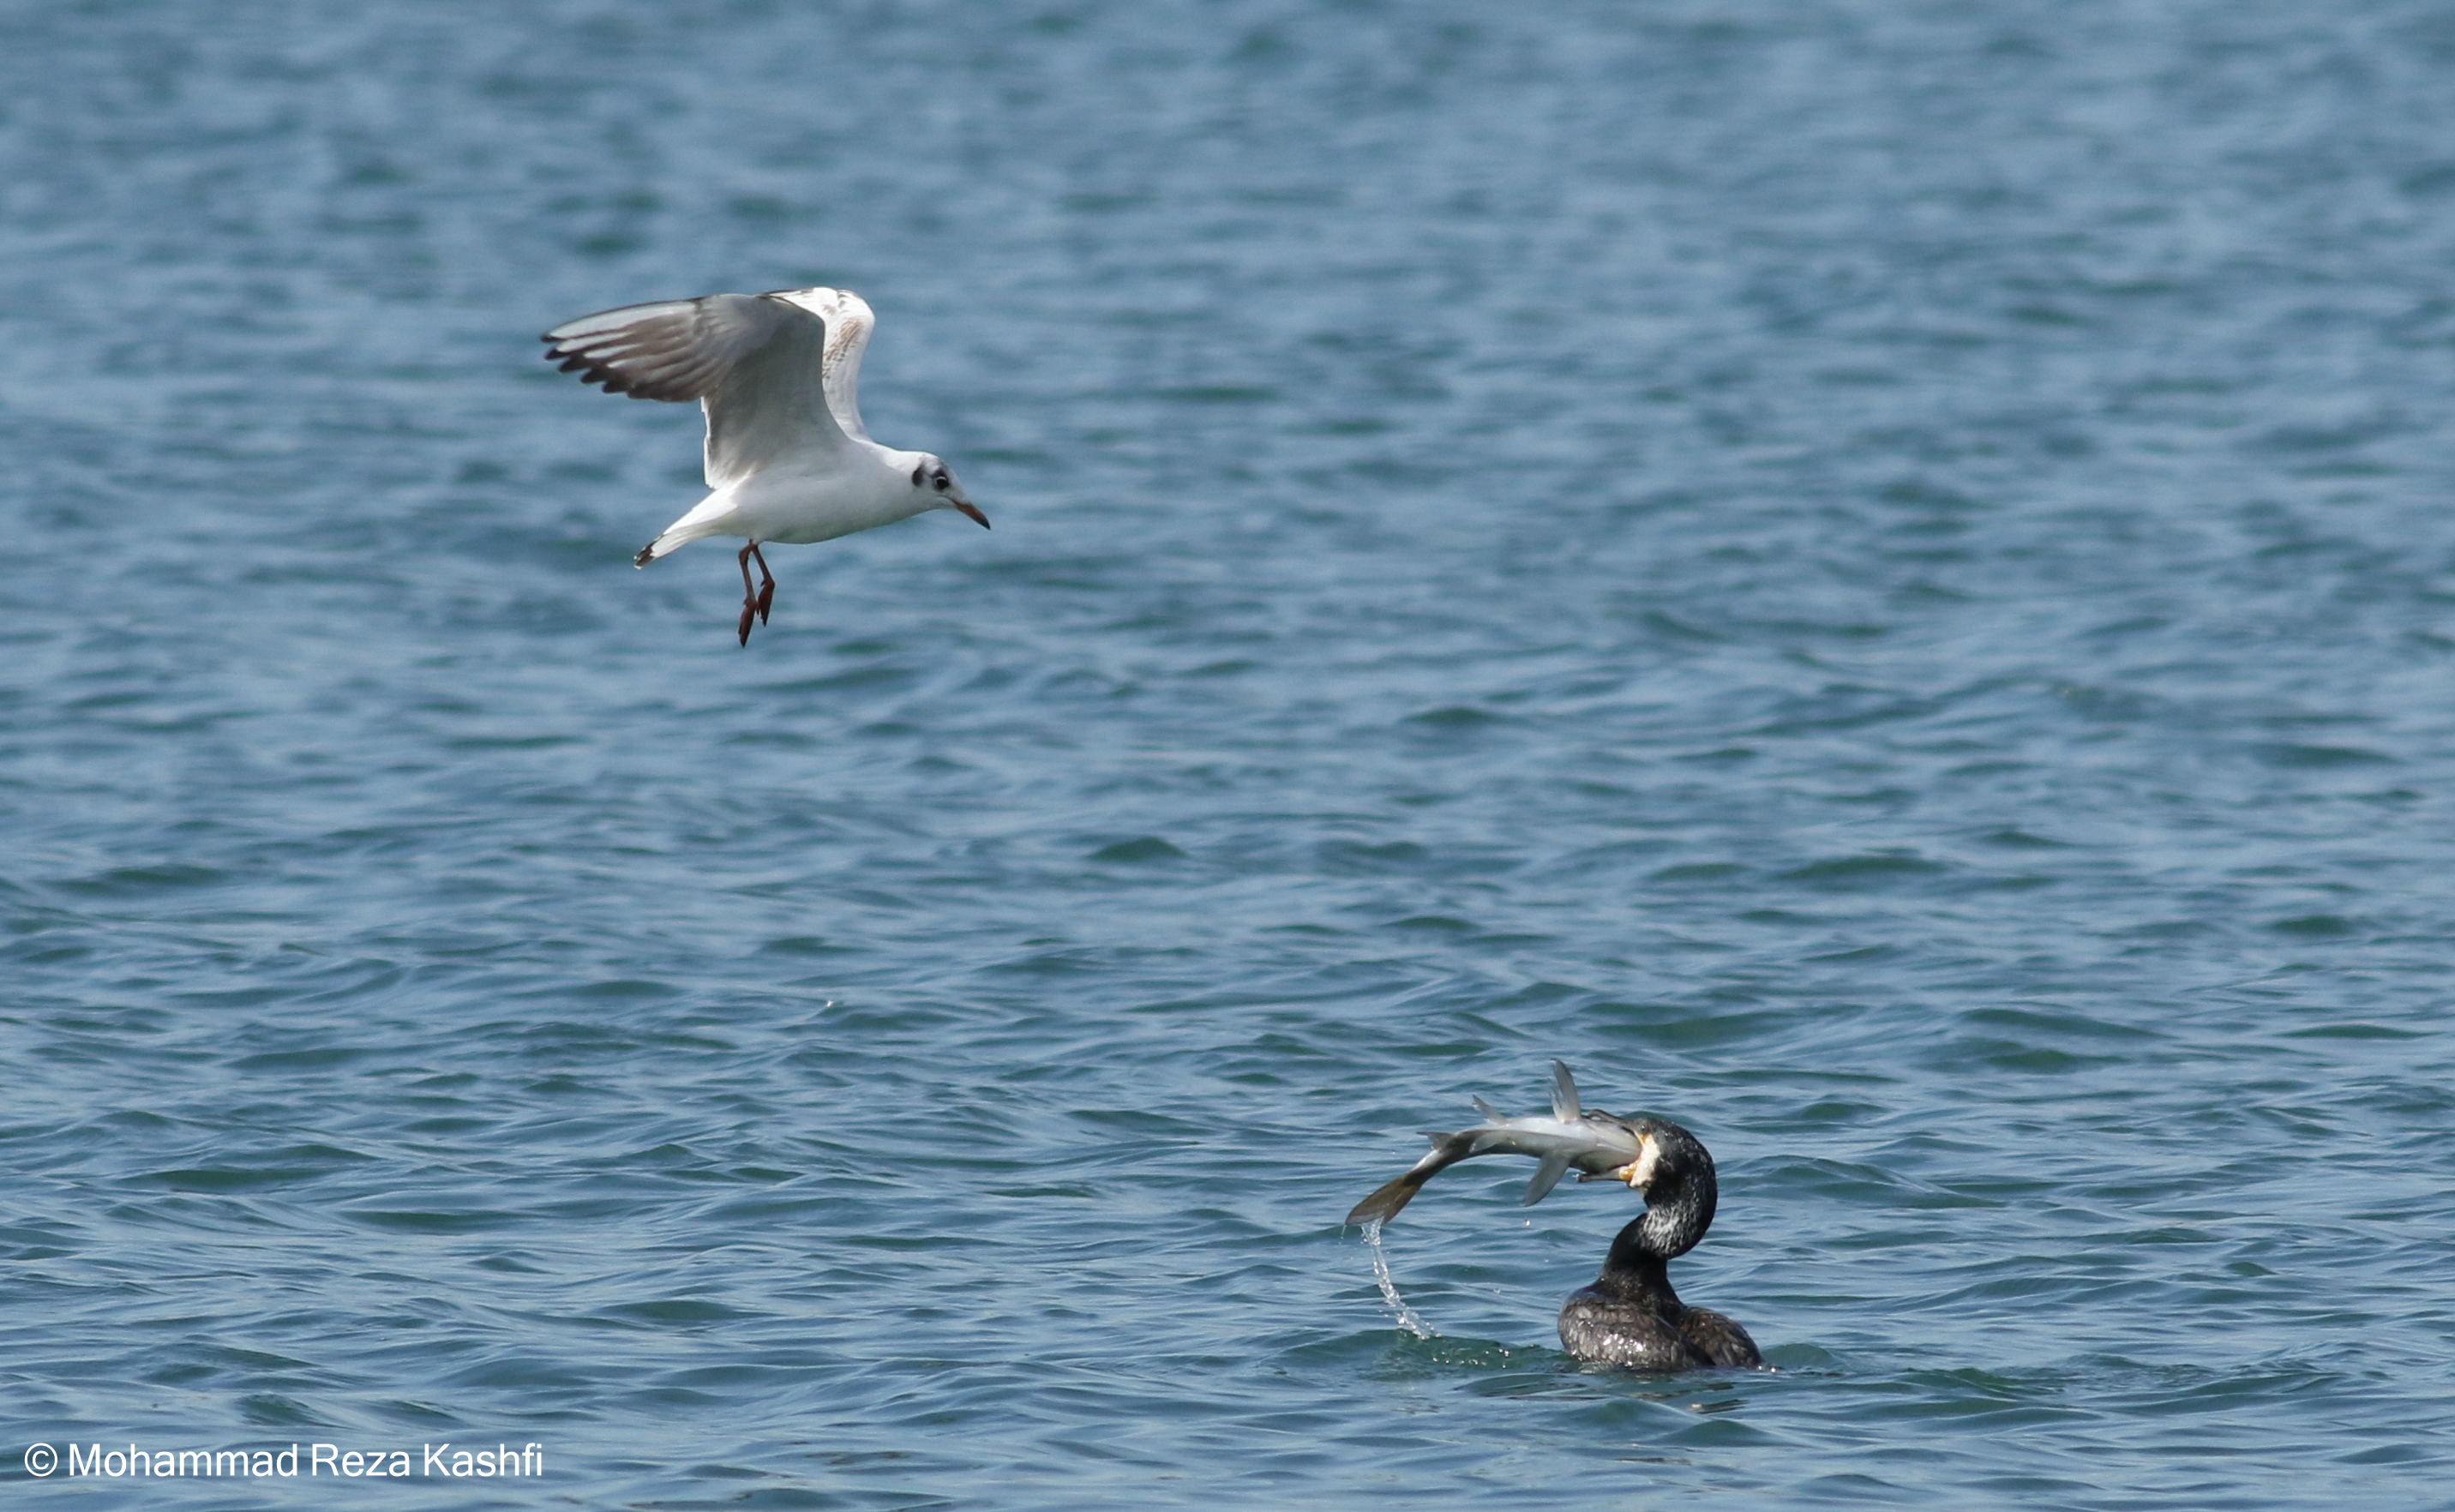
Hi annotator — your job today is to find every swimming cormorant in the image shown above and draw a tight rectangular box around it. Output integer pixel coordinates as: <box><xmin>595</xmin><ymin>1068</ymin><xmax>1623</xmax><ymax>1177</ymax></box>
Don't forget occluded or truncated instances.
<box><xmin>1554</xmin><ymin>1114</ymin><xmax>1761</xmax><ymax>1370</ymax></box>
<box><xmin>1346</xmin><ymin>1063</ymin><xmax>1760</xmax><ymax>1371</ymax></box>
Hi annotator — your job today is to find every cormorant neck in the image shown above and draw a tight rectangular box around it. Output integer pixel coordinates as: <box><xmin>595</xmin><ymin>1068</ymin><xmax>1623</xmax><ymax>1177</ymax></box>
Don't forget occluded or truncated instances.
<box><xmin>1595</xmin><ymin>1222</ymin><xmax>1682</xmax><ymax>1307</ymax></box>
<box><xmin>1594</xmin><ymin>1163</ymin><xmax>1717</xmax><ymax>1305</ymax></box>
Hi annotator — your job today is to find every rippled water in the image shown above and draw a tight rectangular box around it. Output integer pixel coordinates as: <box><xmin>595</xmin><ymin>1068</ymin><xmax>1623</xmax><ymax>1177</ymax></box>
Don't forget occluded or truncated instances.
<box><xmin>7</xmin><ymin>1</ymin><xmax>2455</xmax><ymax>1506</ymax></box>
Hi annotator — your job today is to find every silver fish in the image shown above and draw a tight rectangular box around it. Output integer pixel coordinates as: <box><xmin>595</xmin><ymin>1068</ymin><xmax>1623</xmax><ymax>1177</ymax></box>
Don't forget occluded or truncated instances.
<box><xmin>1346</xmin><ymin>1061</ymin><xmax>1656</xmax><ymax>1227</ymax></box>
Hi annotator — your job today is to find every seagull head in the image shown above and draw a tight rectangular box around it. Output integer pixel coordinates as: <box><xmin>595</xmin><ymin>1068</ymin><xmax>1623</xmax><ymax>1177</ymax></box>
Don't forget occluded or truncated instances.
<box><xmin>909</xmin><ymin>454</ymin><xmax>988</xmax><ymax>529</ymax></box>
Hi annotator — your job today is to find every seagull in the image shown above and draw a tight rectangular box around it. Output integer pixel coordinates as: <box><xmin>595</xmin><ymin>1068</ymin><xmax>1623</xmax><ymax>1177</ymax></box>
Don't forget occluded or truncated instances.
<box><xmin>542</xmin><ymin>286</ymin><xmax>989</xmax><ymax>645</ymax></box>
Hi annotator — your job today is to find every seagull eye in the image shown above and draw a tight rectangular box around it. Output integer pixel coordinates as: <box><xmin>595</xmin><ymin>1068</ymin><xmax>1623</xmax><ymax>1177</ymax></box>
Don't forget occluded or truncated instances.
<box><xmin>933</xmin><ymin>473</ymin><xmax>950</xmax><ymax>491</ymax></box>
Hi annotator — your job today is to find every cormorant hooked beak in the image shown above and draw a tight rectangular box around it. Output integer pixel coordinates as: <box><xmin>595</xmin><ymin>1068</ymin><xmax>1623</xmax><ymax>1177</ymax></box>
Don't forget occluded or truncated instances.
<box><xmin>1612</xmin><ymin>1131</ymin><xmax>1661</xmax><ymax>1190</ymax></box>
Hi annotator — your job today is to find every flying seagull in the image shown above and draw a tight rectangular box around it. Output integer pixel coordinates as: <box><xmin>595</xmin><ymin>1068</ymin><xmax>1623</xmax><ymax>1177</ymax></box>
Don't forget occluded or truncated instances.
<box><xmin>542</xmin><ymin>286</ymin><xmax>988</xmax><ymax>645</ymax></box>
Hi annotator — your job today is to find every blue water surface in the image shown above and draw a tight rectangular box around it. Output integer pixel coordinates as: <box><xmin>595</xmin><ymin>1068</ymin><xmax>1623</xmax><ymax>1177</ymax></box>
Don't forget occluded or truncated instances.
<box><xmin>5</xmin><ymin>1</ymin><xmax>2455</xmax><ymax>1507</ymax></box>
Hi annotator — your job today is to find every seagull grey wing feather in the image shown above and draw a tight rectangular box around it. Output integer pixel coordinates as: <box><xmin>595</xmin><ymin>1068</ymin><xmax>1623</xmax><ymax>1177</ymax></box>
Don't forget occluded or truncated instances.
<box><xmin>541</xmin><ymin>293</ymin><xmax>850</xmax><ymax>488</ymax></box>
<box><xmin>699</xmin><ymin>297</ymin><xmax>853</xmax><ymax>487</ymax></box>
<box><xmin>764</xmin><ymin>286</ymin><xmax>877</xmax><ymax>441</ymax></box>
<box><xmin>543</xmin><ymin>294</ymin><xmax>775</xmax><ymax>404</ymax></box>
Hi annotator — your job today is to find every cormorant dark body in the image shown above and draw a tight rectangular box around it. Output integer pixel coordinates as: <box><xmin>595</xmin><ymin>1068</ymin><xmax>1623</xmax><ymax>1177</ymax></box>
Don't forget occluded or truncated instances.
<box><xmin>1555</xmin><ymin>1116</ymin><xmax>1761</xmax><ymax>1371</ymax></box>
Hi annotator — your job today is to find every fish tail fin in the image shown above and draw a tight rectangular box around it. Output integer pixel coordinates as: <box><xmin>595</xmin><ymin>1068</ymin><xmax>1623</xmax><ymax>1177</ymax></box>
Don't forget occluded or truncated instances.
<box><xmin>1348</xmin><ymin>1132</ymin><xmax>1472</xmax><ymax>1227</ymax></box>
<box><xmin>1346</xmin><ymin>1169</ymin><xmax>1431</xmax><ymax>1227</ymax></box>
<box><xmin>1550</xmin><ymin>1060</ymin><xmax>1582</xmax><ymax>1120</ymax></box>
<box><xmin>1522</xmin><ymin>1153</ymin><xmax>1573</xmax><ymax>1207</ymax></box>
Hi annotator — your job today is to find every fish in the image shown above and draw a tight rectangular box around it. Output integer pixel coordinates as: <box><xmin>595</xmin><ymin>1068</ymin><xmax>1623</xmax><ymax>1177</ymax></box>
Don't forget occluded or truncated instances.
<box><xmin>1345</xmin><ymin>1061</ymin><xmax>1657</xmax><ymax>1227</ymax></box>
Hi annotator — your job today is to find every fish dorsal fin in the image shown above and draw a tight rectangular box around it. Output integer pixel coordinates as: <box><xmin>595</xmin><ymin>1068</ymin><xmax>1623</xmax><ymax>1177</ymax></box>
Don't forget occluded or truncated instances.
<box><xmin>1550</xmin><ymin>1060</ymin><xmax>1582</xmax><ymax>1120</ymax></box>
<box><xmin>1470</xmin><ymin>1095</ymin><xmax>1504</xmax><ymax>1122</ymax></box>
<box><xmin>1522</xmin><ymin>1153</ymin><xmax>1573</xmax><ymax>1206</ymax></box>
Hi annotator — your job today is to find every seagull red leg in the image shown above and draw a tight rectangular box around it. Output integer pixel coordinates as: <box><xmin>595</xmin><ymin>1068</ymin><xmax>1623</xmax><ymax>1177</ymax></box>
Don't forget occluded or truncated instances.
<box><xmin>749</xmin><ymin>542</ymin><xmax>776</xmax><ymax>625</ymax></box>
<box><xmin>736</xmin><ymin>542</ymin><xmax>763</xmax><ymax>646</ymax></box>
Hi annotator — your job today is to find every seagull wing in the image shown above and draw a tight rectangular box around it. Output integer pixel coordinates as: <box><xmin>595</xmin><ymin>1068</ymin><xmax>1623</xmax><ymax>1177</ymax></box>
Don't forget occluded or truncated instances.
<box><xmin>763</xmin><ymin>286</ymin><xmax>878</xmax><ymax>441</ymax></box>
<box><xmin>541</xmin><ymin>292</ymin><xmax>851</xmax><ymax>488</ymax></box>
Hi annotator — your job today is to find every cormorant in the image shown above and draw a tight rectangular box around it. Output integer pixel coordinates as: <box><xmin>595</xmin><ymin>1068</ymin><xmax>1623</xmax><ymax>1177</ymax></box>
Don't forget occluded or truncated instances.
<box><xmin>1553</xmin><ymin>1114</ymin><xmax>1760</xmax><ymax>1370</ymax></box>
<box><xmin>1347</xmin><ymin>1065</ymin><xmax>1760</xmax><ymax>1371</ymax></box>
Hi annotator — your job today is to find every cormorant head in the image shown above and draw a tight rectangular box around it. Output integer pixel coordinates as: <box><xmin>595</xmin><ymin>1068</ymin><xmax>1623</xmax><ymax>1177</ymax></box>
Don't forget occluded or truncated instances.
<box><xmin>1601</xmin><ymin>1117</ymin><xmax>1717</xmax><ymax>1203</ymax></box>
<box><xmin>1603</xmin><ymin>1115</ymin><xmax>1720</xmax><ymax>1262</ymax></box>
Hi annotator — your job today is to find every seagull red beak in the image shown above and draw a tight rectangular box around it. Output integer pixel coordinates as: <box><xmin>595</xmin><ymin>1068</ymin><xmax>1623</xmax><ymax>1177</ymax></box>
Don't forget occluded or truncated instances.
<box><xmin>955</xmin><ymin>501</ymin><xmax>991</xmax><ymax>529</ymax></box>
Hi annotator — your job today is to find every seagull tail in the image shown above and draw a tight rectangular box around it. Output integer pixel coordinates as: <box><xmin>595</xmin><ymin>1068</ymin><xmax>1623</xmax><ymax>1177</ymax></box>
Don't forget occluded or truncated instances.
<box><xmin>632</xmin><ymin>495</ymin><xmax>734</xmax><ymax>568</ymax></box>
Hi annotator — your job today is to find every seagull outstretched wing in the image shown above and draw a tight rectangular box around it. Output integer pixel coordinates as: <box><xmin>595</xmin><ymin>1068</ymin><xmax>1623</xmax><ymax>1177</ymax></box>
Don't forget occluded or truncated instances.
<box><xmin>542</xmin><ymin>292</ymin><xmax>852</xmax><ymax>489</ymax></box>
<box><xmin>765</xmin><ymin>286</ymin><xmax>878</xmax><ymax>442</ymax></box>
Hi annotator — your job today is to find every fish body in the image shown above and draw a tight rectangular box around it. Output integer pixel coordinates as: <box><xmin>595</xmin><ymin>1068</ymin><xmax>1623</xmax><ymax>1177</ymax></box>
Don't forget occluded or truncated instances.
<box><xmin>1345</xmin><ymin>1062</ymin><xmax>1653</xmax><ymax>1226</ymax></box>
